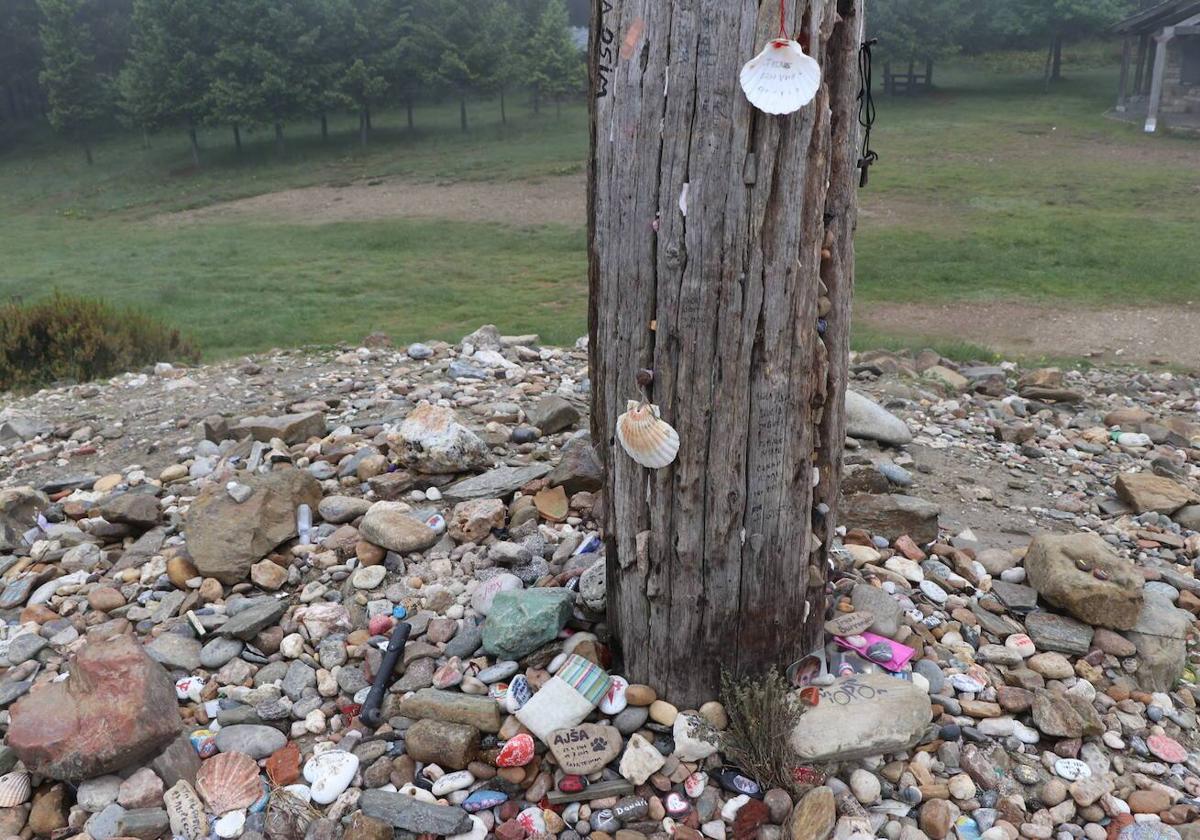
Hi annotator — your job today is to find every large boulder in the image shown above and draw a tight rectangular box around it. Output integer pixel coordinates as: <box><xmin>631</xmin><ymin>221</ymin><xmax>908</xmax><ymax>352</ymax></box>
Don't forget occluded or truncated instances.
<box><xmin>1127</xmin><ymin>589</ymin><xmax>1192</xmax><ymax>693</ymax></box>
<box><xmin>8</xmin><ymin>636</ymin><xmax>181</xmax><ymax>780</ymax></box>
<box><xmin>1023</xmin><ymin>533</ymin><xmax>1143</xmax><ymax>631</ymax></box>
<box><xmin>0</xmin><ymin>487</ymin><xmax>49</xmax><ymax>553</ymax></box>
<box><xmin>1115</xmin><ymin>473</ymin><xmax>1199</xmax><ymax>515</ymax></box>
<box><xmin>790</xmin><ymin>674</ymin><xmax>932</xmax><ymax>762</ymax></box>
<box><xmin>185</xmin><ymin>468</ymin><xmax>321</xmax><ymax>584</ymax></box>
<box><xmin>840</xmin><ymin>494</ymin><xmax>940</xmax><ymax>543</ymax></box>
<box><xmin>845</xmin><ymin>391</ymin><xmax>913</xmax><ymax>446</ymax></box>
<box><xmin>386</xmin><ymin>402</ymin><xmax>492</xmax><ymax>474</ymax></box>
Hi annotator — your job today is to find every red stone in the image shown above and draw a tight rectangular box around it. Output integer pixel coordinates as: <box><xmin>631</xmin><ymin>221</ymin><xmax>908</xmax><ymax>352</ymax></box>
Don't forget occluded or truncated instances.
<box><xmin>496</xmin><ymin>733</ymin><xmax>534</xmax><ymax>768</ymax></box>
<box><xmin>265</xmin><ymin>743</ymin><xmax>301</xmax><ymax>786</ymax></box>
<box><xmin>8</xmin><ymin>635</ymin><xmax>180</xmax><ymax>780</ymax></box>
<box><xmin>494</xmin><ymin>819</ymin><xmax>527</xmax><ymax>840</ymax></box>
<box><xmin>894</xmin><ymin>534</ymin><xmax>926</xmax><ymax>561</ymax></box>
<box><xmin>1148</xmin><ymin>734</ymin><xmax>1187</xmax><ymax>764</ymax></box>
<box><xmin>732</xmin><ymin>799</ymin><xmax>770</xmax><ymax>840</ymax></box>
<box><xmin>368</xmin><ymin>615</ymin><xmax>394</xmax><ymax>636</ymax></box>
<box><xmin>557</xmin><ymin>775</ymin><xmax>585</xmax><ymax>793</ymax></box>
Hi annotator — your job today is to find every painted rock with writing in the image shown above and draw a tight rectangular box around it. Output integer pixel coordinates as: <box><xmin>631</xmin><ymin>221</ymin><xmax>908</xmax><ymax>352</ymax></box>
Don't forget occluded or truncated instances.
<box><xmin>665</xmin><ymin>792</ymin><xmax>690</xmax><ymax>817</ymax></box>
<box><xmin>505</xmin><ymin>675</ymin><xmax>533</xmax><ymax>713</ymax></box>
<box><xmin>496</xmin><ymin>734</ymin><xmax>534</xmax><ymax>768</ymax></box>
<box><xmin>825</xmin><ymin>611</ymin><xmax>874</xmax><ymax>637</ymax></box>
<box><xmin>303</xmin><ymin>751</ymin><xmax>359</xmax><ymax>805</ymax></box>
<box><xmin>516</xmin><ymin>807</ymin><xmax>546</xmax><ymax>835</ymax></box>
<box><xmin>712</xmin><ymin>767</ymin><xmax>763</xmax><ymax>799</ymax></box>
<box><xmin>1053</xmin><ymin>758</ymin><xmax>1090</xmax><ymax>781</ymax></box>
<box><xmin>164</xmin><ymin>781</ymin><xmax>206</xmax><ymax>840</ymax></box>
<box><xmin>685</xmin><ymin>772</ymin><xmax>708</xmax><ymax>799</ymax></box>
<box><xmin>463</xmin><ymin>790</ymin><xmax>507</xmax><ymax>813</ymax></box>
<box><xmin>598</xmin><ymin>676</ymin><xmax>629</xmax><ymax>715</ymax></box>
<box><xmin>548</xmin><ymin>724</ymin><xmax>622</xmax><ymax>775</ymax></box>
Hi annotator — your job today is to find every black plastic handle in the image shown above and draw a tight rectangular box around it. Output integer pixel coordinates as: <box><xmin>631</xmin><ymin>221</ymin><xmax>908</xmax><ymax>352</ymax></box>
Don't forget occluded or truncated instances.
<box><xmin>360</xmin><ymin>622</ymin><xmax>412</xmax><ymax>729</ymax></box>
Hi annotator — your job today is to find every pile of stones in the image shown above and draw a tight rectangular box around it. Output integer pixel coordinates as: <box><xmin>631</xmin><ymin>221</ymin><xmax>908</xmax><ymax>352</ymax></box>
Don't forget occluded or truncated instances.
<box><xmin>0</xmin><ymin>328</ymin><xmax>1197</xmax><ymax>840</ymax></box>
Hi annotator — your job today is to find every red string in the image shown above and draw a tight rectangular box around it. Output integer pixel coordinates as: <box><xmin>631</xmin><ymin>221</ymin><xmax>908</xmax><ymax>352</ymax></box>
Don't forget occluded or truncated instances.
<box><xmin>779</xmin><ymin>0</ymin><xmax>788</xmax><ymax>38</ymax></box>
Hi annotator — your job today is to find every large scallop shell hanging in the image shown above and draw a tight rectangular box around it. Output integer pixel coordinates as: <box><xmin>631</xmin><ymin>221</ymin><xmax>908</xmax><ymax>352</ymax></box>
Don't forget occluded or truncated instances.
<box><xmin>0</xmin><ymin>771</ymin><xmax>31</xmax><ymax>807</ymax></box>
<box><xmin>617</xmin><ymin>400</ymin><xmax>680</xmax><ymax>469</ymax></box>
<box><xmin>195</xmin><ymin>751</ymin><xmax>264</xmax><ymax>815</ymax></box>
<box><xmin>740</xmin><ymin>39</ymin><xmax>822</xmax><ymax>115</ymax></box>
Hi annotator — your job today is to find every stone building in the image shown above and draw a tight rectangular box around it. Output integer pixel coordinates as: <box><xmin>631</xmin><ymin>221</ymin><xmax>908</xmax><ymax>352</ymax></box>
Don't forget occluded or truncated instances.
<box><xmin>1112</xmin><ymin>0</ymin><xmax>1200</xmax><ymax>133</ymax></box>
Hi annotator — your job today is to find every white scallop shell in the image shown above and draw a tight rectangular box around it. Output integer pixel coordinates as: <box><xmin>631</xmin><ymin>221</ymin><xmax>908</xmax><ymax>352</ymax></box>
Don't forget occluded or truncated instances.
<box><xmin>617</xmin><ymin>401</ymin><xmax>680</xmax><ymax>469</ymax></box>
<box><xmin>739</xmin><ymin>39</ymin><xmax>822</xmax><ymax>115</ymax></box>
<box><xmin>0</xmin><ymin>770</ymin><xmax>31</xmax><ymax>807</ymax></box>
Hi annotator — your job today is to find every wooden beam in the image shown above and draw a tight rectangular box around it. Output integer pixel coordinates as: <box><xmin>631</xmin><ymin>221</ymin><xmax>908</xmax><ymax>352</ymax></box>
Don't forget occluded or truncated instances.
<box><xmin>1134</xmin><ymin>34</ymin><xmax>1149</xmax><ymax>94</ymax></box>
<box><xmin>1176</xmin><ymin>25</ymin><xmax>1200</xmax><ymax>34</ymax></box>
<box><xmin>1146</xmin><ymin>27</ymin><xmax>1175</xmax><ymax>133</ymax></box>
<box><xmin>1118</xmin><ymin>37</ymin><xmax>1133</xmax><ymax>111</ymax></box>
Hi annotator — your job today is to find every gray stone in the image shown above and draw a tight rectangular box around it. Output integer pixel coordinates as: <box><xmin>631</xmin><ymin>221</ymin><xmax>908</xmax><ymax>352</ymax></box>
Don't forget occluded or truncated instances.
<box><xmin>547</xmin><ymin>433</ymin><xmax>604</xmax><ymax>495</ymax></box>
<box><xmin>144</xmin><ymin>633</ymin><xmax>201</xmax><ymax>671</ymax></box>
<box><xmin>5</xmin><ymin>633</ymin><xmax>47</xmax><ymax>665</ymax></box>
<box><xmin>317</xmin><ymin>495</ymin><xmax>372</xmax><ymax>524</ymax></box>
<box><xmin>85</xmin><ymin>803</ymin><xmax>126</xmax><ymax>840</ymax></box>
<box><xmin>851</xmin><ymin>584</ymin><xmax>903</xmax><ymax>638</ymax></box>
<box><xmin>358</xmin><ymin>789</ymin><xmax>472</xmax><ymax>836</ymax></box>
<box><xmin>213</xmin><ymin>725</ymin><xmax>287</xmax><ymax>760</ymax></box>
<box><xmin>989</xmin><ymin>580</ymin><xmax>1038</xmax><ymax>613</ymax></box>
<box><xmin>444</xmin><ymin>621</ymin><xmax>482</xmax><ymax>658</ymax></box>
<box><xmin>442</xmin><ymin>464</ymin><xmax>553</xmax><ymax>503</ymax></box>
<box><xmin>845</xmin><ymin>391</ymin><xmax>913</xmax><ymax>446</ymax></box>
<box><xmin>218</xmin><ymin>598</ymin><xmax>287</xmax><ymax>640</ymax></box>
<box><xmin>282</xmin><ymin>661</ymin><xmax>316</xmax><ymax>700</ymax></box>
<box><xmin>233</xmin><ymin>412</ymin><xmax>326</xmax><ymax>445</ymax></box>
<box><xmin>1024</xmin><ymin>612</ymin><xmax>1094</xmax><ymax>656</ymax></box>
<box><xmin>199</xmin><ymin>637</ymin><xmax>244</xmax><ymax>669</ymax></box>
<box><xmin>841</xmin><ymin>494</ymin><xmax>940</xmax><ymax>543</ymax></box>
<box><xmin>116</xmin><ymin>808</ymin><xmax>171</xmax><ymax>840</ymax></box>
<box><xmin>527</xmin><ymin>396</ymin><xmax>581</xmax><ymax>435</ymax></box>
<box><xmin>1127</xmin><ymin>589</ymin><xmax>1192</xmax><ymax>693</ymax></box>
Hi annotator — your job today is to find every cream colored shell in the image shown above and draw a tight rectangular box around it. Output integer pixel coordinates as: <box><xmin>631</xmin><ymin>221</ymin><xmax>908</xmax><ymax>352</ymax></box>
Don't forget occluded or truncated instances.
<box><xmin>0</xmin><ymin>771</ymin><xmax>31</xmax><ymax>807</ymax></box>
<box><xmin>740</xmin><ymin>39</ymin><xmax>822</xmax><ymax>115</ymax></box>
<box><xmin>196</xmin><ymin>751</ymin><xmax>263</xmax><ymax>815</ymax></box>
<box><xmin>617</xmin><ymin>401</ymin><xmax>680</xmax><ymax>469</ymax></box>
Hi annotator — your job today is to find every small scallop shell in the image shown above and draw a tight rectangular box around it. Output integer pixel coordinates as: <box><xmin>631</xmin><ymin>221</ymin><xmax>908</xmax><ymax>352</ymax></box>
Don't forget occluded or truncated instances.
<box><xmin>740</xmin><ymin>39</ymin><xmax>822</xmax><ymax>115</ymax></box>
<box><xmin>196</xmin><ymin>751</ymin><xmax>264</xmax><ymax>815</ymax></box>
<box><xmin>617</xmin><ymin>400</ymin><xmax>680</xmax><ymax>469</ymax></box>
<box><xmin>0</xmin><ymin>771</ymin><xmax>31</xmax><ymax>807</ymax></box>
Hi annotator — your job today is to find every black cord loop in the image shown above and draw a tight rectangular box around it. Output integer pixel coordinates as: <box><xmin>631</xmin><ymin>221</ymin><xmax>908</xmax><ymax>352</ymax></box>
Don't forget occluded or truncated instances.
<box><xmin>857</xmin><ymin>38</ymin><xmax>879</xmax><ymax>188</ymax></box>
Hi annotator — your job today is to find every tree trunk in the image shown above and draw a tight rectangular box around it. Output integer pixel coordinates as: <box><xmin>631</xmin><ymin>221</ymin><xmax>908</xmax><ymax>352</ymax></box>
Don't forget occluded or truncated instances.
<box><xmin>1051</xmin><ymin>31</ymin><xmax>1064</xmax><ymax>81</ymax></box>
<box><xmin>533</xmin><ymin>88</ymin><xmax>541</xmax><ymax>115</ymax></box>
<box><xmin>188</xmin><ymin>123</ymin><xmax>200</xmax><ymax>167</ymax></box>
<box><xmin>359</xmin><ymin>108</ymin><xmax>368</xmax><ymax>146</ymax></box>
<box><xmin>274</xmin><ymin>121</ymin><xmax>284</xmax><ymax>153</ymax></box>
<box><xmin>589</xmin><ymin>0</ymin><xmax>861</xmax><ymax>706</ymax></box>
<box><xmin>406</xmin><ymin>98</ymin><xmax>414</xmax><ymax>130</ymax></box>
<box><xmin>82</xmin><ymin>136</ymin><xmax>93</xmax><ymax>165</ymax></box>
<box><xmin>233</xmin><ymin>124</ymin><xmax>242</xmax><ymax>153</ymax></box>
<box><xmin>321</xmin><ymin>113</ymin><xmax>328</xmax><ymax>141</ymax></box>
<box><xmin>925</xmin><ymin>57</ymin><xmax>933</xmax><ymax>89</ymax></box>
<box><xmin>365</xmin><ymin>108</ymin><xmax>372</xmax><ymax>130</ymax></box>
<box><xmin>1043</xmin><ymin>33</ymin><xmax>1055</xmax><ymax>89</ymax></box>
<box><xmin>460</xmin><ymin>96</ymin><xmax>468</xmax><ymax>133</ymax></box>
<box><xmin>500</xmin><ymin>88</ymin><xmax>507</xmax><ymax>125</ymax></box>
<box><xmin>142</xmin><ymin>126</ymin><xmax>150</xmax><ymax>150</ymax></box>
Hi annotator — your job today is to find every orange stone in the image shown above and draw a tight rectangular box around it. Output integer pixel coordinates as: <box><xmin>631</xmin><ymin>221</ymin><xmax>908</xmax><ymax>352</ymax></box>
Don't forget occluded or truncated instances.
<box><xmin>266</xmin><ymin>742</ymin><xmax>301</xmax><ymax>786</ymax></box>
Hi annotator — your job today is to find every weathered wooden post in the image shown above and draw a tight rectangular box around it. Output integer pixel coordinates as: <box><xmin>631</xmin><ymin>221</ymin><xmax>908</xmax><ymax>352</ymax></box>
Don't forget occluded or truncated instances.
<box><xmin>589</xmin><ymin>0</ymin><xmax>864</xmax><ymax>706</ymax></box>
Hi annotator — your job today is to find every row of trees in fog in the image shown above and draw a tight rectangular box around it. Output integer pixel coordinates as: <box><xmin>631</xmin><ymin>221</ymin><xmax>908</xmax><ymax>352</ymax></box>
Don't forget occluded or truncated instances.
<box><xmin>2</xmin><ymin>0</ymin><xmax>584</xmax><ymax>163</ymax></box>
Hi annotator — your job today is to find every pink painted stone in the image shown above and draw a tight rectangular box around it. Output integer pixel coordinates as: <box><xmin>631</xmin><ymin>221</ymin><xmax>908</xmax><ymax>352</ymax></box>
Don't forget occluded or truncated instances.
<box><xmin>666</xmin><ymin>792</ymin><xmax>690</xmax><ymax>816</ymax></box>
<box><xmin>368</xmin><ymin>615</ymin><xmax>394</xmax><ymax>636</ymax></box>
<box><xmin>685</xmin><ymin>771</ymin><xmax>708</xmax><ymax>798</ymax></box>
<box><xmin>1147</xmin><ymin>734</ymin><xmax>1187</xmax><ymax>764</ymax></box>
<box><xmin>558</xmin><ymin>775</ymin><xmax>586</xmax><ymax>793</ymax></box>
<box><xmin>496</xmin><ymin>733</ymin><xmax>535</xmax><ymax>768</ymax></box>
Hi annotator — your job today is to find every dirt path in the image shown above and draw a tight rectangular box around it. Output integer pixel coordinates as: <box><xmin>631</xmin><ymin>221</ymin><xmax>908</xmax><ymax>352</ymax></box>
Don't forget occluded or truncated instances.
<box><xmin>857</xmin><ymin>300</ymin><xmax>1200</xmax><ymax>370</ymax></box>
<box><xmin>161</xmin><ymin>173</ymin><xmax>588</xmax><ymax>227</ymax></box>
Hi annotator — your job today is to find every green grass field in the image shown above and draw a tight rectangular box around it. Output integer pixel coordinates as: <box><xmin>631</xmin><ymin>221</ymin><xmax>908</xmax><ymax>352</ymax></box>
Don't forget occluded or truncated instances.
<box><xmin>1</xmin><ymin>61</ymin><xmax>1197</xmax><ymax>361</ymax></box>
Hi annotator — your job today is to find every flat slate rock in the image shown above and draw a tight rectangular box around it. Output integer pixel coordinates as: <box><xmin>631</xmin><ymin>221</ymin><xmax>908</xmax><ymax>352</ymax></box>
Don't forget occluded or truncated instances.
<box><xmin>1024</xmin><ymin>611</ymin><xmax>1094</xmax><ymax>656</ymax></box>
<box><xmin>218</xmin><ymin>599</ymin><xmax>287</xmax><ymax>640</ymax></box>
<box><xmin>358</xmin><ymin>789</ymin><xmax>472</xmax><ymax>836</ymax></box>
<box><xmin>441</xmin><ymin>465</ymin><xmax>552</xmax><ymax>503</ymax></box>
<box><xmin>989</xmin><ymin>580</ymin><xmax>1039</xmax><ymax>613</ymax></box>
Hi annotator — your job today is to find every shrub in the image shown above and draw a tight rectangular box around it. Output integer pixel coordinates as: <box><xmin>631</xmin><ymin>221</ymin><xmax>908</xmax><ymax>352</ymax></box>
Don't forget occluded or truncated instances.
<box><xmin>720</xmin><ymin>668</ymin><xmax>810</xmax><ymax>797</ymax></box>
<box><xmin>0</xmin><ymin>292</ymin><xmax>199</xmax><ymax>392</ymax></box>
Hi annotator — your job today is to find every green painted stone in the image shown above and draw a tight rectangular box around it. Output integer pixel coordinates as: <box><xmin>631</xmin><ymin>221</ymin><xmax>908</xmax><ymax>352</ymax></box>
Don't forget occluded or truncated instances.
<box><xmin>482</xmin><ymin>588</ymin><xmax>574</xmax><ymax>660</ymax></box>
